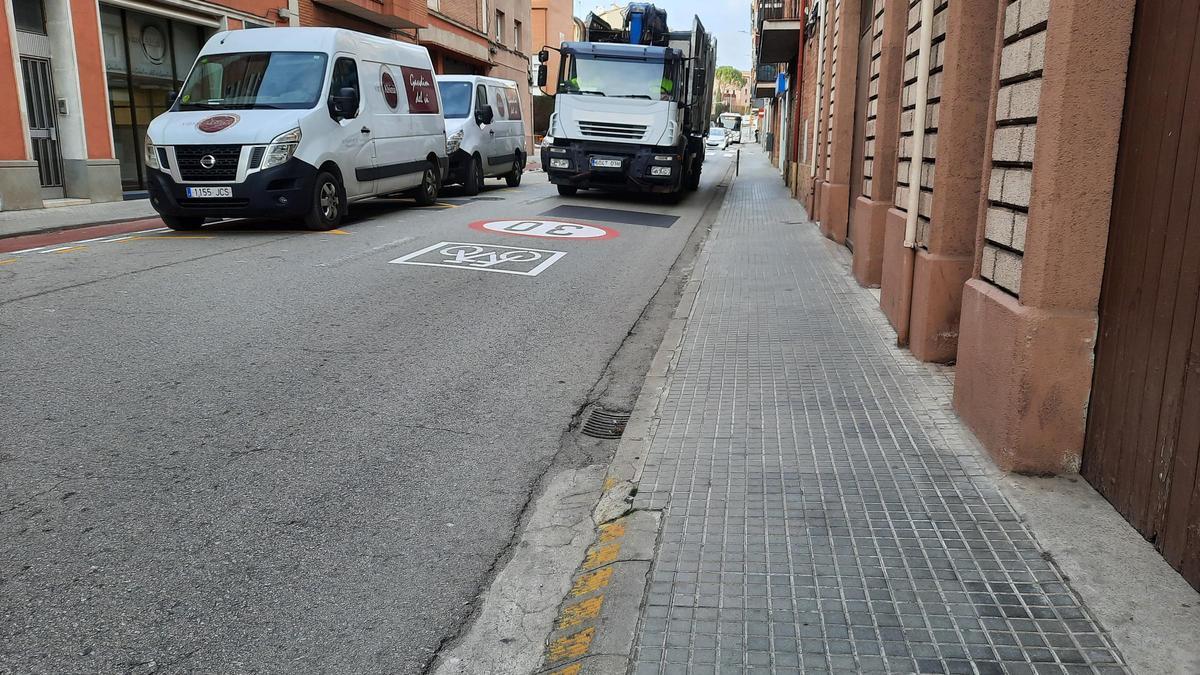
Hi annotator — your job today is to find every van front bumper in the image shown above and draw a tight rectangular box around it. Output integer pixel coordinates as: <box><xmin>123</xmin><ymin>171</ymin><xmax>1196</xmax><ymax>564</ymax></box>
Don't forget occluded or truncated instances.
<box><xmin>147</xmin><ymin>159</ymin><xmax>319</xmax><ymax>220</ymax></box>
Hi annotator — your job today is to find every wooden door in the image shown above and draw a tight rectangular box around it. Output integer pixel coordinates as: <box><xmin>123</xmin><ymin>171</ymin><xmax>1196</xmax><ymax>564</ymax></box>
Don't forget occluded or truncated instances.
<box><xmin>1083</xmin><ymin>0</ymin><xmax>1200</xmax><ymax>591</ymax></box>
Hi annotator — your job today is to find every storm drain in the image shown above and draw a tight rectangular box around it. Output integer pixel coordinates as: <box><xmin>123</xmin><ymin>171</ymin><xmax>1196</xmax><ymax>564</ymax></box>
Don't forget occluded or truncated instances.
<box><xmin>581</xmin><ymin>409</ymin><xmax>631</xmax><ymax>440</ymax></box>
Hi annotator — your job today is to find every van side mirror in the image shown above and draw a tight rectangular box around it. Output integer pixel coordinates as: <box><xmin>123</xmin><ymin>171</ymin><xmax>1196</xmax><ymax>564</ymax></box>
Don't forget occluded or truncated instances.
<box><xmin>475</xmin><ymin>105</ymin><xmax>494</xmax><ymax>126</ymax></box>
<box><xmin>536</xmin><ymin>66</ymin><xmax>548</xmax><ymax>88</ymax></box>
<box><xmin>538</xmin><ymin>49</ymin><xmax>550</xmax><ymax>63</ymax></box>
<box><xmin>328</xmin><ymin>86</ymin><xmax>359</xmax><ymax>120</ymax></box>
<box><xmin>166</xmin><ymin>89</ymin><xmax>178</xmax><ymax>107</ymax></box>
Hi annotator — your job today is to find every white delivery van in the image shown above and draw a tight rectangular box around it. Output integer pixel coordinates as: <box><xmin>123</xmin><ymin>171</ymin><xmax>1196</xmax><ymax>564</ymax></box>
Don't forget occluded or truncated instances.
<box><xmin>436</xmin><ymin>75</ymin><xmax>525</xmax><ymax>195</ymax></box>
<box><xmin>144</xmin><ymin>27</ymin><xmax>448</xmax><ymax>231</ymax></box>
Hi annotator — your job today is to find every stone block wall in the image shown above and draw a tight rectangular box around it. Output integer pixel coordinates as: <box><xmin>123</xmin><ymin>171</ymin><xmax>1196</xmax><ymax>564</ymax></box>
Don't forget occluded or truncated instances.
<box><xmin>980</xmin><ymin>0</ymin><xmax>1048</xmax><ymax>296</ymax></box>
<box><xmin>862</xmin><ymin>0</ymin><xmax>886</xmax><ymax>199</ymax></box>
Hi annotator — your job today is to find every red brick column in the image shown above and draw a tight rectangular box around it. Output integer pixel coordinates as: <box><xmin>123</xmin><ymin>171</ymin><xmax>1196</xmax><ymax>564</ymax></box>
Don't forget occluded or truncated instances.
<box><xmin>817</xmin><ymin>0</ymin><xmax>861</xmax><ymax>244</ymax></box>
<box><xmin>906</xmin><ymin>0</ymin><xmax>1001</xmax><ymax>361</ymax></box>
<box><xmin>0</xmin><ymin>1</ymin><xmax>42</xmax><ymax>209</ymax></box>
<box><xmin>954</xmin><ymin>0</ymin><xmax>1137</xmax><ymax>473</ymax></box>
<box><xmin>850</xmin><ymin>0</ymin><xmax>905</xmax><ymax>287</ymax></box>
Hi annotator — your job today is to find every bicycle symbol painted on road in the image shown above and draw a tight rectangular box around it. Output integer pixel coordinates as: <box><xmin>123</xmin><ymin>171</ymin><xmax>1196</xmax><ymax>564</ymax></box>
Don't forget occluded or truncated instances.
<box><xmin>388</xmin><ymin>241</ymin><xmax>567</xmax><ymax>276</ymax></box>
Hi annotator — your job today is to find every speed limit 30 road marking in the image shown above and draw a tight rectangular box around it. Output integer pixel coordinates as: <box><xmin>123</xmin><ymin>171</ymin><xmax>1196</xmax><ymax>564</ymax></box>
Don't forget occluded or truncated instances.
<box><xmin>469</xmin><ymin>219</ymin><xmax>618</xmax><ymax>240</ymax></box>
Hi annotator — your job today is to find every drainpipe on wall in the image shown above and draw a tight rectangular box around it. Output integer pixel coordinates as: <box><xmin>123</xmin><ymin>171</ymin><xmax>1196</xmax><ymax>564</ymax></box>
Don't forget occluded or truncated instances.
<box><xmin>809</xmin><ymin>0</ymin><xmax>826</xmax><ymax>178</ymax></box>
<box><xmin>903</xmin><ymin>0</ymin><xmax>935</xmax><ymax>248</ymax></box>
<box><xmin>895</xmin><ymin>0</ymin><xmax>935</xmax><ymax>346</ymax></box>
<box><xmin>791</xmin><ymin>0</ymin><xmax>809</xmax><ymax>166</ymax></box>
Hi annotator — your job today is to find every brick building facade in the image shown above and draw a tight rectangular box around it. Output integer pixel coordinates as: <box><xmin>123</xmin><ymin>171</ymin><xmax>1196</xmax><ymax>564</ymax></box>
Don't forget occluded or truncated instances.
<box><xmin>759</xmin><ymin>0</ymin><xmax>1200</xmax><ymax>590</ymax></box>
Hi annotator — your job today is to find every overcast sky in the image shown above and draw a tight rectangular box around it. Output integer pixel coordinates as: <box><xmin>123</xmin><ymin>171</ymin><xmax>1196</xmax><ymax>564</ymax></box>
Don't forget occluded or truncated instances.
<box><xmin>573</xmin><ymin>1</ymin><xmax>753</xmax><ymax>71</ymax></box>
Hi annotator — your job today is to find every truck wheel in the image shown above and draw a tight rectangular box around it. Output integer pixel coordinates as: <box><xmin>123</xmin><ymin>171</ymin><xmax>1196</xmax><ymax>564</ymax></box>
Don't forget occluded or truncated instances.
<box><xmin>505</xmin><ymin>157</ymin><xmax>522</xmax><ymax>187</ymax></box>
<box><xmin>463</xmin><ymin>155</ymin><xmax>484</xmax><ymax>196</ymax></box>
<box><xmin>413</xmin><ymin>165</ymin><xmax>440</xmax><ymax>206</ymax></box>
<box><xmin>162</xmin><ymin>215</ymin><xmax>204</xmax><ymax>231</ymax></box>
<box><xmin>557</xmin><ymin>185</ymin><xmax>577</xmax><ymax>197</ymax></box>
<box><xmin>304</xmin><ymin>171</ymin><xmax>344</xmax><ymax>231</ymax></box>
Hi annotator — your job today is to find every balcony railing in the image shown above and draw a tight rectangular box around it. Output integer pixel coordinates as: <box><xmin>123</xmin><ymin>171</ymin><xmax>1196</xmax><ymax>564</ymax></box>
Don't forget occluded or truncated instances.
<box><xmin>758</xmin><ymin>0</ymin><xmax>803</xmax><ymax>26</ymax></box>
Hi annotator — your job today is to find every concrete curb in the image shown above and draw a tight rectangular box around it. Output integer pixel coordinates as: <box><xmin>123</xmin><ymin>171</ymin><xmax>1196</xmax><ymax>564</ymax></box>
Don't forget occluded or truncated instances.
<box><xmin>536</xmin><ymin>167</ymin><xmax>730</xmax><ymax>675</ymax></box>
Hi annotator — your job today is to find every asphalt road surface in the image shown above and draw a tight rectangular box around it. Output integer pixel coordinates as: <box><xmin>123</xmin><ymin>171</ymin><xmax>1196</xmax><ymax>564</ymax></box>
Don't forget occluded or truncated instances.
<box><xmin>0</xmin><ymin>151</ymin><xmax>734</xmax><ymax>673</ymax></box>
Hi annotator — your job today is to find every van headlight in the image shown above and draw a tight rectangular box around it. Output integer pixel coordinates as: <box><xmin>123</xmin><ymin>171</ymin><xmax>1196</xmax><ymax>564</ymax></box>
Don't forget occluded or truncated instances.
<box><xmin>262</xmin><ymin>128</ymin><xmax>302</xmax><ymax>169</ymax></box>
<box><xmin>446</xmin><ymin>130</ymin><xmax>464</xmax><ymax>155</ymax></box>
<box><xmin>144</xmin><ymin>135</ymin><xmax>160</xmax><ymax>170</ymax></box>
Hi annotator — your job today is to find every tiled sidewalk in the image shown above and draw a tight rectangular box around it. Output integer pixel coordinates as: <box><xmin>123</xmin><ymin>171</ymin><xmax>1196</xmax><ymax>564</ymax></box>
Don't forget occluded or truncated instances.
<box><xmin>628</xmin><ymin>149</ymin><xmax>1126</xmax><ymax>674</ymax></box>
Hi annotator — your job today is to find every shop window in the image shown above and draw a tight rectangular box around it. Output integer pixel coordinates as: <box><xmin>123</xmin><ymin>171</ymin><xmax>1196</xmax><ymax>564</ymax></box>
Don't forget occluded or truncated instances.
<box><xmin>13</xmin><ymin>0</ymin><xmax>47</xmax><ymax>34</ymax></box>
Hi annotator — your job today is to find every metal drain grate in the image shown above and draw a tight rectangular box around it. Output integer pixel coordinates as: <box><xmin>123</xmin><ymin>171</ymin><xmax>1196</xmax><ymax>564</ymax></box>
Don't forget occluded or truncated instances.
<box><xmin>581</xmin><ymin>409</ymin><xmax>631</xmax><ymax>439</ymax></box>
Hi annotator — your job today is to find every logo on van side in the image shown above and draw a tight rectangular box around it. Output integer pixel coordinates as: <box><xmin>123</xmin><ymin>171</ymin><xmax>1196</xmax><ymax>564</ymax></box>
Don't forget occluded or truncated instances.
<box><xmin>400</xmin><ymin>66</ymin><xmax>439</xmax><ymax>114</ymax></box>
<box><xmin>197</xmin><ymin>115</ymin><xmax>240</xmax><ymax>133</ymax></box>
<box><xmin>381</xmin><ymin>70</ymin><xmax>399</xmax><ymax>110</ymax></box>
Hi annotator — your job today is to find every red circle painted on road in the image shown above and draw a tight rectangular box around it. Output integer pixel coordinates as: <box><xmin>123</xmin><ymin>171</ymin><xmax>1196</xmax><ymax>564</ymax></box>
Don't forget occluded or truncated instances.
<box><xmin>469</xmin><ymin>219</ymin><xmax>619</xmax><ymax>240</ymax></box>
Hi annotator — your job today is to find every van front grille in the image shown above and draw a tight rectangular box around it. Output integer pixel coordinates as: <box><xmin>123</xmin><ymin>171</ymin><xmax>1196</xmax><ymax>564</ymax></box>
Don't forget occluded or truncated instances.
<box><xmin>175</xmin><ymin>144</ymin><xmax>241</xmax><ymax>181</ymax></box>
<box><xmin>578</xmin><ymin>120</ymin><xmax>648</xmax><ymax>140</ymax></box>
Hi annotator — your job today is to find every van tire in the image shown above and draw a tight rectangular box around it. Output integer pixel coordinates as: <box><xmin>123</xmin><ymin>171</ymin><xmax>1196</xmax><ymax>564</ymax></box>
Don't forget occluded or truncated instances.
<box><xmin>162</xmin><ymin>215</ymin><xmax>205</xmax><ymax>231</ymax></box>
<box><xmin>505</xmin><ymin>158</ymin><xmax>522</xmax><ymax>187</ymax></box>
<box><xmin>557</xmin><ymin>185</ymin><xmax>577</xmax><ymax>197</ymax></box>
<box><xmin>463</xmin><ymin>155</ymin><xmax>484</xmax><ymax>196</ymax></box>
<box><xmin>413</xmin><ymin>165</ymin><xmax>439</xmax><ymax>206</ymax></box>
<box><xmin>305</xmin><ymin>171</ymin><xmax>344</xmax><ymax>231</ymax></box>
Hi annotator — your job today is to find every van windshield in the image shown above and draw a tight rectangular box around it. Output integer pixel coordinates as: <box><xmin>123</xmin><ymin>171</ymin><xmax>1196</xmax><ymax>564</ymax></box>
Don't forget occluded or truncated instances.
<box><xmin>438</xmin><ymin>81</ymin><xmax>473</xmax><ymax>119</ymax></box>
<box><xmin>177</xmin><ymin>52</ymin><xmax>328</xmax><ymax>111</ymax></box>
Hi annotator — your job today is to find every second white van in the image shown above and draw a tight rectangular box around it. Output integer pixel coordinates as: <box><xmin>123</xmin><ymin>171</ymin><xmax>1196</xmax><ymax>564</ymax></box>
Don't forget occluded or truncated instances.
<box><xmin>145</xmin><ymin>27</ymin><xmax>448</xmax><ymax>231</ymax></box>
<box><xmin>436</xmin><ymin>75</ymin><xmax>526</xmax><ymax>195</ymax></box>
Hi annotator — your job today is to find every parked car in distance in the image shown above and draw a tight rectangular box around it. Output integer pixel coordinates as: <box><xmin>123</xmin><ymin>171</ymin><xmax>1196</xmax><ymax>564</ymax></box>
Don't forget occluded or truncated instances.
<box><xmin>437</xmin><ymin>75</ymin><xmax>526</xmax><ymax>195</ymax></box>
<box><xmin>144</xmin><ymin>27</ymin><xmax>448</xmax><ymax>231</ymax></box>
<box><xmin>706</xmin><ymin>127</ymin><xmax>729</xmax><ymax>150</ymax></box>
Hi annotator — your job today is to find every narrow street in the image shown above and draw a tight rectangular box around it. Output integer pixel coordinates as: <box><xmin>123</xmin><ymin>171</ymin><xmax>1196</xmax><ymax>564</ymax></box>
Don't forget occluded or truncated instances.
<box><xmin>0</xmin><ymin>153</ymin><xmax>733</xmax><ymax>673</ymax></box>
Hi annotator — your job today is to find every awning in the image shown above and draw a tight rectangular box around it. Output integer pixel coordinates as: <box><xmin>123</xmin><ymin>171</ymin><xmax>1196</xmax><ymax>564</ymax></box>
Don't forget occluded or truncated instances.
<box><xmin>312</xmin><ymin>0</ymin><xmax>421</xmax><ymax>30</ymax></box>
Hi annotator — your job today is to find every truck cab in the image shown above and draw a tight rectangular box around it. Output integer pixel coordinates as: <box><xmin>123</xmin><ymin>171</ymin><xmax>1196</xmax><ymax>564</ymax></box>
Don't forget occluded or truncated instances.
<box><xmin>538</xmin><ymin>4</ymin><xmax>715</xmax><ymax>198</ymax></box>
<box><xmin>543</xmin><ymin>42</ymin><xmax>690</xmax><ymax>195</ymax></box>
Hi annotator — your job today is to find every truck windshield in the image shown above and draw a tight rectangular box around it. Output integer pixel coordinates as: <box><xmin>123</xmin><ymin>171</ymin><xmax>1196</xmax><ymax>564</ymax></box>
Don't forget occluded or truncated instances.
<box><xmin>177</xmin><ymin>52</ymin><xmax>328</xmax><ymax>111</ymax></box>
<box><xmin>438</xmin><ymin>81</ymin><xmax>473</xmax><ymax>119</ymax></box>
<box><xmin>559</xmin><ymin>54</ymin><xmax>677</xmax><ymax>101</ymax></box>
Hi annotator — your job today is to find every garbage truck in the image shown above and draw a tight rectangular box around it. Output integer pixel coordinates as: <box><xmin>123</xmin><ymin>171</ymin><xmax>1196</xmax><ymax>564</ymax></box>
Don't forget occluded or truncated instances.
<box><xmin>537</xmin><ymin>3</ymin><xmax>716</xmax><ymax>197</ymax></box>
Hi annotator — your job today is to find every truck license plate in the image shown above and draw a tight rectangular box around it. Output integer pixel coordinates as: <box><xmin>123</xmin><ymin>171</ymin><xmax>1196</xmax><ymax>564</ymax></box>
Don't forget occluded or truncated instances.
<box><xmin>590</xmin><ymin>157</ymin><xmax>622</xmax><ymax>169</ymax></box>
<box><xmin>186</xmin><ymin>186</ymin><xmax>233</xmax><ymax>198</ymax></box>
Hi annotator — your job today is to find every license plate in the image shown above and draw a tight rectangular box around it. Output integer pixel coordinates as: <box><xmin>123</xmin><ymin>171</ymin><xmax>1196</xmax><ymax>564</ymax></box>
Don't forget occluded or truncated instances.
<box><xmin>186</xmin><ymin>186</ymin><xmax>233</xmax><ymax>198</ymax></box>
<box><xmin>590</xmin><ymin>157</ymin><xmax>622</xmax><ymax>169</ymax></box>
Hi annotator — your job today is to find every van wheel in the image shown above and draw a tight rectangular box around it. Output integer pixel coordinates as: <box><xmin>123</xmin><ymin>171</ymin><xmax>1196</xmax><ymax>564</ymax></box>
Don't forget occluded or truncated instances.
<box><xmin>557</xmin><ymin>185</ymin><xmax>577</xmax><ymax>197</ymax></box>
<box><xmin>505</xmin><ymin>158</ymin><xmax>522</xmax><ymax>187</ymax></box>
<box><xmin>414</xmin><ymin>165</ymin><xmax>439</xmax><ymax>206</ymax></box>
<box><xmin>162</xmin><ymin>215</ymin><xmax>205</xmax><ymax>231</ymax></box>
<box><xmin>463</xmin><ymin>155</ymin><xmax>484</xmax><ymax>196</ymax></box>
<box><xmin>305</xmin><ymin>171</ymin><xmax>343</xmax><ymax>231</ymax></box>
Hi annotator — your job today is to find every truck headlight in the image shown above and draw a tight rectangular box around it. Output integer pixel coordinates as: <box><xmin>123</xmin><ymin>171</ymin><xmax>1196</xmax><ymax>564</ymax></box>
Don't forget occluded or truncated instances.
<box><xmin>262</xmin><ymin>127</ymin><xmax>302</xmax><ymax>170</ymax></box>
<box><xmin>550</xmin><ymin>158</ymin><xmax>571</xmax><ymax>169</ymax></box>
<box><xmin>654</xmin><ymin>154</ymin><xmax>676</xmax><ymax>162</ymax></box>
<box><xmin>144</xmin><ymin>136</ymin><xmax>160</xmax><ymax>170</ymax></box>
<box><xmin>446</xmin><ymin>130</ymin><xmax>464</xmax><ymax>155</ymax></box>
<box><xmin>650</xmin><ymin>166</ymin><xmax>672</xmax><ymax>176</ymax></box>
<box><xmin>548</xmin><ymin>147</ymin><xmax>568</xmax><ymax>155</ymax></box>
